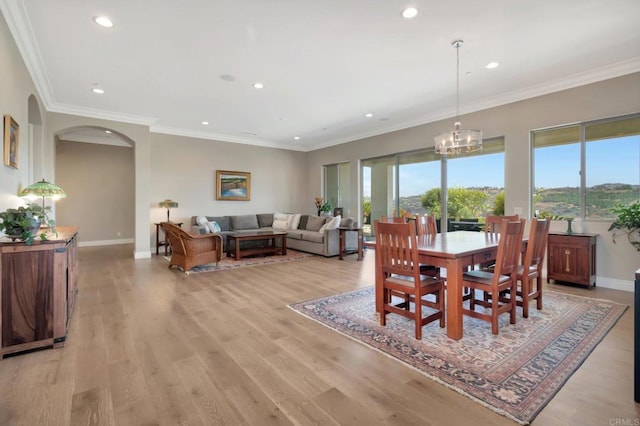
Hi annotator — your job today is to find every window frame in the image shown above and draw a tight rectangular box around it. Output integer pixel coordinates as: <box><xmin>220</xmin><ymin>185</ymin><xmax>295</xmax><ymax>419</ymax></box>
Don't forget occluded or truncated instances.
<box><xmin>530</xmin><ymin>113</ymin><xmax>640</xmax><ymax>221</ymax></box>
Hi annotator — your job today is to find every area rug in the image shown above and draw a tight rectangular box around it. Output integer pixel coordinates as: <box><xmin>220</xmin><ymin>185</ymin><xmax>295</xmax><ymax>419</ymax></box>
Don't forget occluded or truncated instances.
<box><xmin>164</xmin><ymin>249</ymin><xmax>314</xmax><ymax>274</ymax></box>
<box><xmin>288</xmin><ymin>287</ymin><xmax>627</xmax><ymax>425</ymax></box>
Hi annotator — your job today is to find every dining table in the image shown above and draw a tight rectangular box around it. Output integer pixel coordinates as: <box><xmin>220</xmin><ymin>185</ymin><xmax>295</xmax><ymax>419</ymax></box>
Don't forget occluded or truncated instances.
<box><xmin>375</xmin><ymin>230</ymin><xmax>518</xmax><ymax>340</ymax></box>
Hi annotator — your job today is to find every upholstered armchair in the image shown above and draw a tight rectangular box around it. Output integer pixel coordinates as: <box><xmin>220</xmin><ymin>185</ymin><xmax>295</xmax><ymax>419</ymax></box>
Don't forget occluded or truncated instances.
<box><xmin>161</xmin><ymin>222</ymin><xmax>222</xmax><ymax>272</ymax></box>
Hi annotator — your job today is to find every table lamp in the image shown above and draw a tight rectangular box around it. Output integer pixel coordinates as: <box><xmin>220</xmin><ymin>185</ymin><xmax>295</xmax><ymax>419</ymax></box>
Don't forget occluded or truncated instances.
<box><xmin>159</xmin><ymin>199</ymin><xmax>178</xmax><ymax>222</ymax></box>
<box><xmin>19</xmin><ymin>178</ymin><xmax>67</xmax><ymax>211</ymax></box>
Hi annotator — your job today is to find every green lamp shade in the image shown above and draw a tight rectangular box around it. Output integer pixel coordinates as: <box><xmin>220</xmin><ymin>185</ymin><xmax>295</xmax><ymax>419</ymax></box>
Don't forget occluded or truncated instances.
<box><xmin>159</xmin><ymin>199</ymin><xmax>178</xmax><ymax>222</ymax></box>
<box><xmin>158</xmin><ymin>199</ymin><xmax>178</xmax><ymax>209</ymax></box>
<box><xmin>20</xmin><ymin>179</ymin><xmax>67</xmax><ymax>200</ymax></box>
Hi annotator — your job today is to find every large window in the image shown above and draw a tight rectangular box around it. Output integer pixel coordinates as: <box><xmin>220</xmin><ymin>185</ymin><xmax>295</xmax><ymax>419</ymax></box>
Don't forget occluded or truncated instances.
<box><xmin>446</xmin><ymin>138</ymin><xmax>505</xmax><ymax>219</ymax></box>
<box><xmin>323</xmin><ymin>162</ymin><xmax>350</xmax><ymax>215</ymax></box>
<box><xmin>533</xmin><ymin>114</ymin><xmax>640</xmax><ymax>219</ymax></box>
<box><xmin>361</xmin><ymin>138</ymin><xmax>504</xmax><ymax>237</ymax></box>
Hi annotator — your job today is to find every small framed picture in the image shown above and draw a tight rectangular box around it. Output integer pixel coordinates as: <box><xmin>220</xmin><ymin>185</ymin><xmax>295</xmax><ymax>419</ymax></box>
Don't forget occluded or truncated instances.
<box><xmin>3</xmin><ymin>115</ymin><xmax>19</xmax><ymax>169</ymax></box>
<box><xmin>216</xmin><ymin>170</ymin><xmax>251</xmax><ymax>201</ymax></box>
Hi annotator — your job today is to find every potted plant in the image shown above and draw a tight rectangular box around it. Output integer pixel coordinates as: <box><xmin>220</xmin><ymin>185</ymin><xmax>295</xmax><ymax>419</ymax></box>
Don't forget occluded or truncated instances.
<box><xmin>608</xmin><ymin>201</ymin><xmax>640</xmax><ymax>251</ymax></box>
<box><xmin>0</xmin><ymin>204</ymin><xmax>56</xmax><ymax>245</ymax></box>
<box><xmin>320</xmin><ymin>200</ymin><xmax>333</xmax><ymax>217</ymax></box>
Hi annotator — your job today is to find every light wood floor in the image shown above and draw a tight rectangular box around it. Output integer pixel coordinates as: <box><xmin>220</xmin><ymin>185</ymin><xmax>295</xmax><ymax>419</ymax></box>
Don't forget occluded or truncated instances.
<box><xmin>0</xmin><ymin>244</ymin><xmax>637</xmax><ymax>425</ymax></box>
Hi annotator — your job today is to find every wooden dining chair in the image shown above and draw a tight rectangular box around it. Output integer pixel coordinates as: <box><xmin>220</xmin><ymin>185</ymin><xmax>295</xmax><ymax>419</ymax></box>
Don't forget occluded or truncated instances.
<box><xmin>462</xmin><ymin>218</ymin><xmax>525</xmax><ymax>334</ymax></box>
<box><xmin>374</xmin><ymin>220</ymin><xmax>445</xmax><ymax>340</ymax></box>
<box><xmin>485</xmin><ymin>214</ymin><xmax>520</xmax><ymax>235</ymax></box>
<box><xmin>415</xmin><ymin>214</ymin><xmax>437</xmax><ymax>237</ymax></box>
<box><xmin>414</xmin><ymin>214</ymin><xmax>442</xmax><ymax>278</ymax></box>
<box><xmin>479</xmin><ymin>214</ymin><xmax>520</xmax><ymax>270</ymax></box>
<box><xmin>380</xmin><ymin>215</ymin><xmax>406</xmax><ymax>223</ymax></box>
<box><xmin>515</xmin><ymin>218</ymin><xmax>550</xmax><ymax>317</ymax></box>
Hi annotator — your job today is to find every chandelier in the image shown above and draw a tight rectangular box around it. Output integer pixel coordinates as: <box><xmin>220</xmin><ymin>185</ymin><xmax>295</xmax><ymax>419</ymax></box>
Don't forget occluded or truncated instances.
<box><xmin>434</xmin><ymin>40</ymin><xmax>483</xmax><ymax>155</ymax></box>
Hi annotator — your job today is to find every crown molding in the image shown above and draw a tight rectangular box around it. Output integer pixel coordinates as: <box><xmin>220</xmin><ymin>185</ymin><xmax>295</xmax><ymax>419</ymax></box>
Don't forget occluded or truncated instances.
<box><xmin>149</xmin><ymin>125</ymin><xmax>309</xmax><ymax>152</ymax></box>
<box><xmin>1</xmin><ymin>0</ymin><xmax>55</xmax><ymax>108</ymax></box>
<box><xmin>308</xmin><ymin>58</ymin><xmax>640</xmax><ymax>151</ymax></box>
<box><xmin>47</xmin><ymin>102</ymin><xmax>157</xmax><ymax>126</ymax></box>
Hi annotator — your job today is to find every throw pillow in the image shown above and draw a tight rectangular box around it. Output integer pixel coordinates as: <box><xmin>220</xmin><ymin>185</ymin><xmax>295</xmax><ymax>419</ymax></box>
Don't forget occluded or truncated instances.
<box><xmin>298</xmin><ymin>215</ymin><xmax>309</xmax><ymax>230</ymax></box>
<box><xmin>196</xmin><ymin>216</ymin><xmax>210</xmax><ymax>233</ymax></box>
<box><xmin>207</xmin><ymin>221</ymin><xmax>221</xmax><ymax>233</ymax></box>
<box><xmin>273</xmin><ymin>219</ymin><xmax>290</xmax><ymax>230</ymax></box>
<box><xmin>319</xmin><ymin>215</ymin><xmax>341</xmax><ymax>233</ymax></box>
<box><xmin>340</xmin><ymin>217</ymin><xmax>355</xmax><ymax>229</ymax></box>
<box><xmin>305</xmin><ymin>215</ymin><xmax>326</xmax><ymax>232</ymax></box>
<box><xmin>274</xmin><ymin>211</ymin><xmax>289</xmax><ymax>221</ymax></box>
<box><xmin>257</xmin><ymin>213</ymin><xmax>274</xmax><ymax>228</ymax></box>
<box><xmin>289</xmin><ymin>213</ymin><xmax>302</xmax><ymax>229</ymax></box>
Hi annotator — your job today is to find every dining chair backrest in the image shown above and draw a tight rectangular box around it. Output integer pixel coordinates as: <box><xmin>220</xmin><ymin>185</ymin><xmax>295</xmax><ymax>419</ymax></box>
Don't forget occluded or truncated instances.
<box><xmin>374</xmin><ymin>221</ymin><xmax>419</xmax><ymax>279</ymax></box>
<box><xmin>492</xmin><ymin>218</ymin><xmax>526</xmax><ymax>278</ymax></box>
<box><xmin>416</xmin><ymin>214</ymin><xmax>437</xmax><ymax>237</ymax></box>
<box><xmin>380</xmin><ymin>216</ymin><xmax>406</xmax><ymax>224</ymax></box>
<box><xmin>522</xmin><ymin>218</ymin><xmax>551</xmax><ymax>273</ymax></box>
<box><xmin>485</xmin><ymin>214</ymin><xmax>520</xmax><ymax>234</ymax></box>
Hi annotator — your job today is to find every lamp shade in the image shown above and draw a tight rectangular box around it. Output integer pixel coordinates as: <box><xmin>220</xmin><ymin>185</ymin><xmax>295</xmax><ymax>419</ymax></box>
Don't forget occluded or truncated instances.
<box><xmin>159</xmin><ymin>199</ymin><xmax>178</xmax><ymax>222</ymax></box>
<box><xmin>158</xmin><ymin>199</ymin><xmax>178</xmax><ymax>209</ymax></box>
<box><xmin>19</xmin><ymin>179</ymin><xmax>67</xmax><ymax>200</ymax></box>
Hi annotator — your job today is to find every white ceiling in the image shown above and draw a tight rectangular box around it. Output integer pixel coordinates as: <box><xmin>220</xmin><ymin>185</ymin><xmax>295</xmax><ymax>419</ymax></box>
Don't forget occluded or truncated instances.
<box><xmin>2</xmin><ymin>0</ymin><xmax>640</xmax><ymax>152</ymax></box>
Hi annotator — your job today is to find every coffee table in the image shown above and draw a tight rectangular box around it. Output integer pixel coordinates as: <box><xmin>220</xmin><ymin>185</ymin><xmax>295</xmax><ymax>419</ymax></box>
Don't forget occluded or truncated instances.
<box><xmin>226</xmin><ymin>231</ymin><xmax>288</xmax><ymax>260</ymax></box>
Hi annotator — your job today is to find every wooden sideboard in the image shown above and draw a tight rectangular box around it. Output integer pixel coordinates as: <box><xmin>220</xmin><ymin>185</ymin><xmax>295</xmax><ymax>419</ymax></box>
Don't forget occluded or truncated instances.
<box><xmin>0</xmin><ymin>227</ymin><xmax>79</xmax><ymax>358</ymax></box>
<box><xmin>547</xmin><ymin>232</ymin><xmax>597</xmax><ymax>288</ymax></box>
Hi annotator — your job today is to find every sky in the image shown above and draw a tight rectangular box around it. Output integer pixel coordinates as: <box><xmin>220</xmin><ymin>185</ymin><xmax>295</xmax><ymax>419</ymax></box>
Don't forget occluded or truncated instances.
<box><xmin>362</xmin><ymin>135</ymin><xmax>639</xmax><ymax>197</ymax></box>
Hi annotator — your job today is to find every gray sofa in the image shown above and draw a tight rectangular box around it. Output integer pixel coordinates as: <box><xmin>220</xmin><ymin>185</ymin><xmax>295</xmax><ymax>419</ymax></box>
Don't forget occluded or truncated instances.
<box><xmin>191</xmin><ymin>213</ymin><xmax>357</xmax><ymax>257</ymax></box>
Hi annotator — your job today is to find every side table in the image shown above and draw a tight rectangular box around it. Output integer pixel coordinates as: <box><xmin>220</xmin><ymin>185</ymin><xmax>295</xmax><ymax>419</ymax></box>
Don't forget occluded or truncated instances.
<box><xmin>155</xmin><ymin>222</ymin><xmax>183</xmax><ymax>255</ymax></box>
<box><xmin>338</xmin><ymin>227</ymin><xmax>363</xmax><ymax>261</ymax></box>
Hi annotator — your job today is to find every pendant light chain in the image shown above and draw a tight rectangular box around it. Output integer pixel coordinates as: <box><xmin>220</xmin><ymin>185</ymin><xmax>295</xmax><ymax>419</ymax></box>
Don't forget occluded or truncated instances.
<box><xmin>433</xmin><ymin>39</ymin><xmax>483</xmax><ymax>155</ymax></box>
<box><xmin>455</xmin><ymin>40</ymin><xmax>460</xmax><ymax>122</ymax></box>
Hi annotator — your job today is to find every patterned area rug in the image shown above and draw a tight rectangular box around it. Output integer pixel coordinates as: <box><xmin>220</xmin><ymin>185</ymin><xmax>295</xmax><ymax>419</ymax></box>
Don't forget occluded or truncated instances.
<box><xmin>289</xmin><ymin>287</ymin><xmax>627</xmax><ymax>425</ymax></box>
<box><xmin>164</xmin><ymin>249</ymin><xmax>314</xmax><ymax>274</ymax></box>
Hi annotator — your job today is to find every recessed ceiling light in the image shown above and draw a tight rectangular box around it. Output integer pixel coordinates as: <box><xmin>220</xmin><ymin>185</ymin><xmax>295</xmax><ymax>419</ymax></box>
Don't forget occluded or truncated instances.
<box><xmin>294</xmin><ymin>136</ymin><xmax>300</xmax><ymax>140</ymax></box>
<box><xmin>364</xmin><ymin>113</ymin><xmax>374</xmax><ymax>118</ymax></box>
<box><xmin>105</xmin><ymin>130</ymin><xmax>112</xmax><ymax>134</ymax></box>
<box><xmin>486</xmin><ymin>61</ymin><xmax>499</xmax><ymax>69</ymax></box>
<box><xmin>402</xmin><ymin>7</ymin><xmax>418</xmax><ymax>19</ymax></box>
<box><xmin>252</xmin><ymin>82</ymin><xmax>264</xmax><ymax>89</ymax></box>
<box><xmin>94</xmin><ymin>16</ymin><xmax>114</xmax><ymax>28</ymax></box>
<box><xmin>220</xmin><ymin>74</ymin><xmax>236</xmax><ymax>82</ymax></box>
<box><xmin>201</xmin><ymin>121</ymin><xmax>209</xmax><ymax>125</ymax></box>
<box><xmin>92</xmin><ymin>87</ymin><xmax>105</xmax><ymax>94</ymax></box>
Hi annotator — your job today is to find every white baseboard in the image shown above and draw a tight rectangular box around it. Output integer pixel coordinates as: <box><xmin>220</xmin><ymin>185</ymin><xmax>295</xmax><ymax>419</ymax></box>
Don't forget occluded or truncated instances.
<box><xmin>134</xmin><ymin>251</ymin><xmax>151</xmax><ymax>259</ymax></box>
<box><xmin>595</xmin><ymin>276</ymin><xmax>634</xmax><ymax>292</ymax></box>
<box><xmin>78</xmin><ymin>238</ymin><xmax>134</xmax><ymax>247</ymax></box>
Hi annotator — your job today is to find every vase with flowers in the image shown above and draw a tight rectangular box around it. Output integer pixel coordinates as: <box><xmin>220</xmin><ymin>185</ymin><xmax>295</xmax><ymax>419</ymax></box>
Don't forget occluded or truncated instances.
<box><xmin>314</xmin><ymin>197</ymin><xmax>333</xmax><ymax>217</ymax></box>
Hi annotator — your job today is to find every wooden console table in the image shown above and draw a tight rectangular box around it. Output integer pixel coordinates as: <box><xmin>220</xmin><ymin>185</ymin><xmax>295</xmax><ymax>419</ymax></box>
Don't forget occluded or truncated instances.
<box><xmin>0</xmin><ymin>227</ymin><xmax>79</xmax><ymax>359</ymax></box>
<box><xmin>547</xmin><ymin>232</ymin><xmax>597</xmax><ymax>288</ymax></box>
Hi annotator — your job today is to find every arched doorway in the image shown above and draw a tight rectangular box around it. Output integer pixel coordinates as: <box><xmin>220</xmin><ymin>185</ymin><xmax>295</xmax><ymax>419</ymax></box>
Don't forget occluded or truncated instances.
<box><xmin>54</xmin><ymin>126</ymin><xmax>135</xmax><ymax>246</ymax></box>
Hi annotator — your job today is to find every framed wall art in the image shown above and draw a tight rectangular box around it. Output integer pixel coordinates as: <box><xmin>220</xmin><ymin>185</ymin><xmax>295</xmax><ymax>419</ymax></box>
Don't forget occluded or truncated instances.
<box><xmin>3</xmin><ymin>115</ymin><xmax>19</xmax><ymax>169</ymax></box>
<box><xmin>216</xmin><ymin>170</ymin><xmax>251</xmax><ymax>201</ymax></box>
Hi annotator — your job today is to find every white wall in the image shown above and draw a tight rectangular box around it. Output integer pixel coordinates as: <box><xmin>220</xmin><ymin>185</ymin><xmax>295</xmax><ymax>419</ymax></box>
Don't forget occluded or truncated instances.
<box><xmin>0</xmin><ymin>11</ymin><xmax>43</xmax><ymax>212</ymax></box>
<box><xmin>149</xmin><ymin>133</ymin><xmax>307</xmax><ymax>248</ymax></box>
<box><xmin>56</xmin><ymin>139</ymin><xmax>135</xmax><ymax>243</ymax></box>
<box><xmin>306</xmin><ymin>73</ymin><xmax>640</xmax><ymax>288</ymax></box>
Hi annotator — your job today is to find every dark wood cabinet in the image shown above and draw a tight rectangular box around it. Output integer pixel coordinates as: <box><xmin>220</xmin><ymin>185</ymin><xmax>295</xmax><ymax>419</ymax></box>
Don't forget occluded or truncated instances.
<box><xmin>0</xmin><ymin>227</ymin><xmax>78</xmax><ymax>358</ymax></box>
<box><xmin>547</xmin><ymin>232</ymin><xmax>597</xmax><ymax>288</ymax></box>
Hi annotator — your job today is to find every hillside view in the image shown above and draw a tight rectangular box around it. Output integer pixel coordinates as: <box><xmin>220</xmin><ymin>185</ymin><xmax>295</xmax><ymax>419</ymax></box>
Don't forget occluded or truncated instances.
<box><xmin>390</xmin><ymin>183</ymin><xmax>639</xmax><ymax>219</ymax></box>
